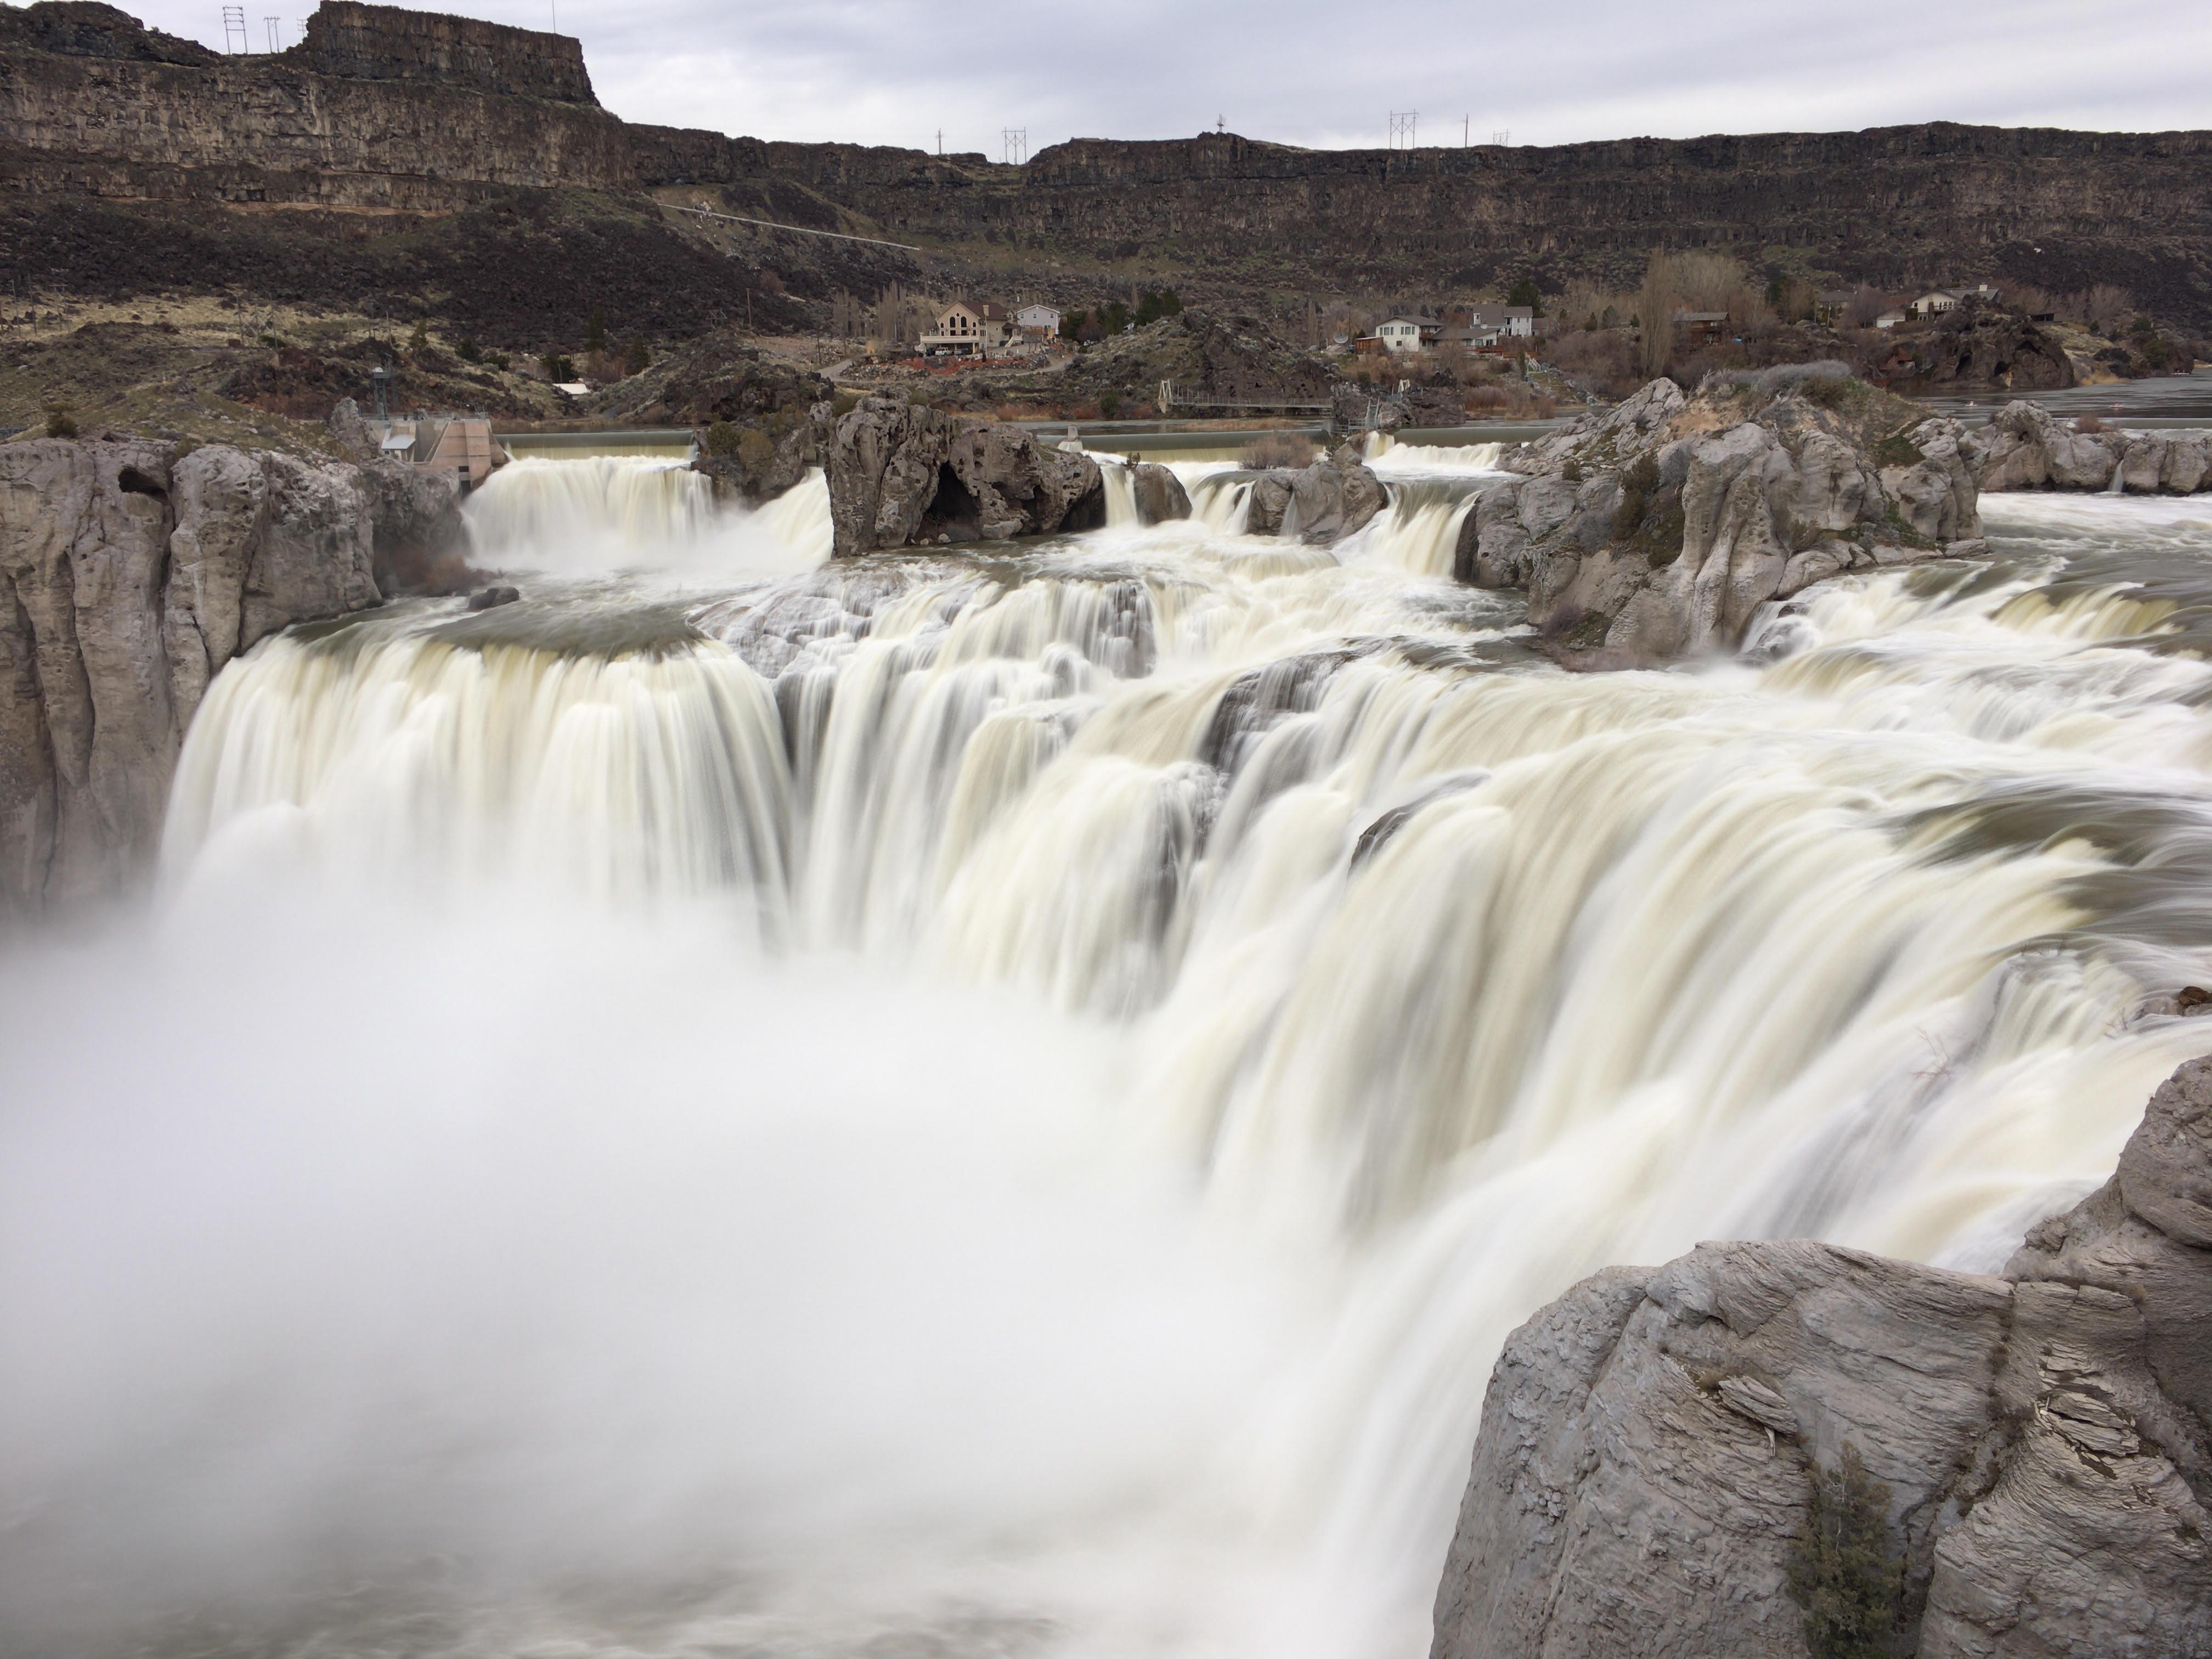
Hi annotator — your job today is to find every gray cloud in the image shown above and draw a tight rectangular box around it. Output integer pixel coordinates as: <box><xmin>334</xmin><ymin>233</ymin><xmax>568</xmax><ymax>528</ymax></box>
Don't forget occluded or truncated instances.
<box><xmin>128</xmin><ymin>0</ymin><xmax>2212</xmax><ymax>155</ymax></box>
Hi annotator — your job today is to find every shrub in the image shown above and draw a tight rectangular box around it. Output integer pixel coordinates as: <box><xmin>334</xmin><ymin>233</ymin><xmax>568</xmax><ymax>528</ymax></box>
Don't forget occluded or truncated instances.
<box><xmin>456</xmin><ymin>337</ymin><xmax>483</xmax><ymax>363</ymax></box>
<box><xmin>485</xmin><ymin>351</ymin><xmax>511</xmax><ymax>371</ymax></box>
<box><xmin>1785</xmin><ymin>1443</ymin><xmax>1903</xmax><ymax>1659</ymax></box>
<box><xmin>1099</xmin><ymin>389</ymin><xmax>1122</xmax><ymax>418</ymax></box>
<box><xmin>736</xmin><ymin>427</ymin><xmax>775</xmax><ymax>471</ymax></box>
<box><xmin>1612</xmin><ymin>450</ymin><xmax>1660</xmax><ymax>539</ymax></box>
<box><xmin>409</xmin><ymin>319</ymin><xmax>429</xmax><ymax>354</ymax></box>
<box><xmin>626</xmin><ymin>335</ymin><xmax>650</xmax><ymax>375</ymax></box>
<box><xmin>1133</xmin><ymin>289</ymin><xmax>1183</xmax><ymax>326</ymax></box>
<box><xmin>43</xmin><ymin>403</ymin><xmax>77</xmax><ymax>439</ymax></box>
<box><xmin>541</xmin><ymin>353</ymin><xmax>577</xmax><ymax>382</ymax></box>
<box><xmin>703</xmin><ymin>420</ymin><xmax>741</xmax><ymax>457</ymax></box>
<box><xmin>2074</xmin><ymin>413</ymin><xmax>2106</xmax><ymax>434</ymax></box>
<box><xmin>585</xmin><ymin>306</ymin><xmax>608</xmax><ymax>353</ymax></box>
<box><xmin>1239</xmin><ymin>432</ymin><xmax>1315</xmax><ymax>469</ymax></box>
<box><xmin>832</xmin><ymin>390</ymin><xmax>862</xmax><ymax>419</ymax></box>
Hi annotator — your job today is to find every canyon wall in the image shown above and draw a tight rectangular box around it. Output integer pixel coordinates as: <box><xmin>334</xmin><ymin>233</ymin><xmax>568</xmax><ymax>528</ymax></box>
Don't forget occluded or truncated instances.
<box><xmin>5</xmin><ymin>4</ymin><xmax>2211</xmax><ymax>331</ymax></box>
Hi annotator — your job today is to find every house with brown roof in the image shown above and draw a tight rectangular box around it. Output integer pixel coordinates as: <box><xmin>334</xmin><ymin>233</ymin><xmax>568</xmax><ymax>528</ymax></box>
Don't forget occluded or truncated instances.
<box><xmin>921</xmin><ymin>300</ymin><xmax>1014</xmax><ymax>358</ymax></box>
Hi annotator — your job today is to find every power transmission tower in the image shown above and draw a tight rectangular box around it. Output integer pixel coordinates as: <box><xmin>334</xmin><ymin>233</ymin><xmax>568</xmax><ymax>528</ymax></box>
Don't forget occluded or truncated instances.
<box><xmin>1388</xmin><ymin>111</ymin><xmax>1418</xmax><ymax>151</ymax></box>
<box><xmin>221</xmin><ymin>5</ymin><xmax>247</xmax><ymax>53</ymax></box>
<box><xmin>1001</xmin><ymin>128</ymin><xmax>1027</xmax><ymax>165</ymax></box>
<box><xmin>1492</xmin><ymin>128</ymin><xmax>1511</xmax><ymax>146</ymax></box>
<box><xmin>1463</xmin><ymin>115</ymin><xmax>1469</xmax><ymax>146</ymax></box>
<box><xmin>264</xmin><ymin>15</ymin><xmax>281</xmax><ymax>49</ymax></box>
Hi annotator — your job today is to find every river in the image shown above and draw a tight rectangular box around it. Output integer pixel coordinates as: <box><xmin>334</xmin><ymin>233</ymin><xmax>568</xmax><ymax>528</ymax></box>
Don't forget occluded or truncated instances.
<box><xmin>5</xmin><ymin>445</ymin><xmax>2211</xmax><ymax>1658</ymax></box>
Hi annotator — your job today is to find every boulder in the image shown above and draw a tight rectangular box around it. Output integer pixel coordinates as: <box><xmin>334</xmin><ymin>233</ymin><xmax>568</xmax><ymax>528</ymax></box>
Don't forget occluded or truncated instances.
<box><xmin>1469</xmin><ymin>372</ymin><xmax>1984</xmax><ymax>663</ymax></box>
<box><xmin>1129</xmin><ymin>461</ymin><xmax>1191</xmax><ymax>525</ymax></box>
<box><xmin>1225</xmin><ymin>453</ymin><xmax>1385</xmax><ymax>545</ymax></box>
<box><xmin>1432</xmin><ymin>1057</ymin><xmax>2212</xmax><ymax>1659</ymax></box>
<box><xmin>0</xmin><ymin>437</ymin><xmax>382</xmax><ymax>915</ymax></box>
<box><xmin>360</xmin><ymin>459</ymin><xmax>473</xmax><ymax>595</ymax></box>
<box><xmin>824</xmin><ymin>396</ymin><xmax>1104</xmax><ymax>555</ymax></box>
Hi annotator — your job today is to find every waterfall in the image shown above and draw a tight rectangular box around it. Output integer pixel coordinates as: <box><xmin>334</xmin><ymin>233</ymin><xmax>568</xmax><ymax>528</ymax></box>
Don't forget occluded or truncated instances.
<box><xmin>1353</xmin><ymin>479</ymin><xmax>1485</xmax><ymax>575</ymax></box>
<box><xmin>15</xmin><ymin>458</ymin><xmax>2212</xmax><ymax>1659</ymax></box>
<box><xmin>1101</xmin><ymin>461</ymin><xmax>1139</xmax><ymax>527</ymax></box>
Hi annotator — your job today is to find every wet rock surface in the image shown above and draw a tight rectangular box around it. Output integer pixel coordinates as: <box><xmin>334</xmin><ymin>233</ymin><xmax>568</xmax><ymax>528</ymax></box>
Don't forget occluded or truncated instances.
<box><xmin>1128</xmin><ymin>462</ymin><xmax>1190</xmax><ymax>525</ymax></box>
<box><xmin>1465</xmin><ymin>373</ymin><xmax>1983</xmax><ymax>664</ymax></box>
<box><xmin>1434</xmin><ymin>1056</ymin><xmax>2212</xmax><ymax>1659</ymax></box>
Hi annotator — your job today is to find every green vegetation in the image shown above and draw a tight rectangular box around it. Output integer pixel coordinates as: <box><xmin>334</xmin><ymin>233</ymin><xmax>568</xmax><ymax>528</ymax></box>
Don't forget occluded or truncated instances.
<box><xmin>626</xmin><ymin>335</ymin><xmax>650</xmax><ymax>375</ymax></box>
<box><xmin>43</xmin><ymin>402</ymin><xmax>77</xmax><ymax>438</ymax></box>
<box><xmin>408</xmin><ymin>318</ymin><xmax>430</xmax><ymax>354</ymax></box>
<box><xmin>456</xmin><ymin>337</ymin><xmax>483</xmax><ymax>364</ymax></box>
<box><xmin>703</xmin><ymin>419</ymin><xmax>741</xmax><ymax>457</ymax></box>
<box><xmin>540</xmin><ymin>352</ymin><xmax>577</xmax><ymax>382</ymax></box>
<box><xmin>1785</xmin><ymin>1444</ymin><xmax>1904</xmax><ymax>1659</ymax></box>
<box><xmin>1132</xmin><ymin>288</ymin><xmax>1183</xmax><ymax>326</ymax></box>
<box><xmin>1875</xmin><ymin>425</ymin><xmax>1927</xmax><ymax>470</ymax></box>
<box><xmin>1612</xmin><ymin>451</ymin><xmax>1660</xmax><ymax>539</ymax></box>
<box><xmin>585</xmin><ymin>306</ymin><xmax>608</xmax><ymax>353</ymax></box>
<box><xmin>1098</xmin><ymin>389</ymin><xmax>1122</xmax><ymax>418</ymax></box>
<box><xmin>1508</xmin><ymin>277</ymin><xmax>1544</xmax><ymax>317</ymax></box>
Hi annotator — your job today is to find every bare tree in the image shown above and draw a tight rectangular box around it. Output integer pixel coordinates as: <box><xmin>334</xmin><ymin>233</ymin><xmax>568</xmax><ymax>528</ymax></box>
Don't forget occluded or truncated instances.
<box><xmin>1843</xmin><ymin>286</ymin><xmax>1894</xmax><ymax>329</ymax></box>
<box><xmin>2081</xmin><ymin>283</ymin><xmax>2134</xmax><ymax>334</ymax></box>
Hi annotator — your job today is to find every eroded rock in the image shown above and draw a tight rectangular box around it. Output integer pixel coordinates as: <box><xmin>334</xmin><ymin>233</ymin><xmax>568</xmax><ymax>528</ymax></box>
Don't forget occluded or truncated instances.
<box><xmin>1433</xmin><ymin>1056</ymin><xmax>2212</xmax><ymax>1659</ymax></box>
<box><xmin>825</xmin><ymin>396</ymin><xmax>1104</xmax><ymax>554</ymax></box>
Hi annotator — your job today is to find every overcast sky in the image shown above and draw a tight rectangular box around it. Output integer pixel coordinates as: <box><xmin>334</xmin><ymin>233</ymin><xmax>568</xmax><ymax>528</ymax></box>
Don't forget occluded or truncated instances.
<box><xmin>122</xmin><ymin>0</ymin><xmax>2212</xmax><ymax>155</ymax></box>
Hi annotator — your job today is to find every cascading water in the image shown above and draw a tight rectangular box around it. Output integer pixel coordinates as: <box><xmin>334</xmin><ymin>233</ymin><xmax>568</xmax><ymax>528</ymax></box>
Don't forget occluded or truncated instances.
<box><xmin>12</xmin><ymin>447</ymin><xmax>2212</xmax><ymax>1659</ymax></box>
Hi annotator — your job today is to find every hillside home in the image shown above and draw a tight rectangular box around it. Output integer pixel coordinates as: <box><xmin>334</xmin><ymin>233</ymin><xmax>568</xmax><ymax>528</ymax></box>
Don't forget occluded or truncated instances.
<box><xmin>1378</xmin><ymin>317</ymin><xmax>1441</xmax><ymax>354</ymax></box>
<box><xmin>920</xmin><ymin>300</ymin><xmax>1013</xmax><ymax>357</ymax></box>
<box><xmin>1465</xmin><ymin>304</ymin><xmax>1536</xmax><ymax>338</ymax></box>
<box><xmin>1015</xmin><ymin>302</ymin><xmax>1062</xmax><ymax>336</ymax></box>
<box><xmin>1672</xmin><ymin>308</ymin><xmax>1730</xmax><ymax>342</ymax></box>
<box><xmin>1910</xmin><ymin>290</ymin><xmax>1961</xmax><ymax>318</ymax></box>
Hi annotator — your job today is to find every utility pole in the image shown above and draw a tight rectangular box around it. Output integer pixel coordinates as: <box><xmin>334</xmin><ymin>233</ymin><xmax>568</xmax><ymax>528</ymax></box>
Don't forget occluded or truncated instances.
<box><xmin>221</xmin><ymin>5</ymin><xmax>247</xmax><ymax>53</ymax></box>
<box><xmin>935</xmin><ymin>129</ymin><xmax>943</xmax><ymax>157</ymax></box>
<box><xmin>1389</xmin><ymin>111</ymin><xmax>1418</xmax><ymax>151</ymax></box>
<box><xmin>1001</xmin><ymin>128</ymin><xmax>1026</xmax><ymax>165</ymax></box>
<box><xmin>264</xmin><ymin>15</ymin><xmax>280</xmax><ymax>50</ymax></box>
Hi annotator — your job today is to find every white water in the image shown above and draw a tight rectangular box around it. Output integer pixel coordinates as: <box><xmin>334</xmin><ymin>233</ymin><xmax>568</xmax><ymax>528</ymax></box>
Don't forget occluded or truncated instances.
<box><xmin>11</xmin><ymin>456</ymin><xmax>2212</xmax><ymax>1659</ymax></box>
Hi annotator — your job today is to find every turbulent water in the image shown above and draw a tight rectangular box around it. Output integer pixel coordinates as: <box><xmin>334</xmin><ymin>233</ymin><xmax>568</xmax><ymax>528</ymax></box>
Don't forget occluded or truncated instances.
<box><xmin>8</xmin><ymin>446</ymin><xmax>2212</xmax><ymax>1659</ymax></box>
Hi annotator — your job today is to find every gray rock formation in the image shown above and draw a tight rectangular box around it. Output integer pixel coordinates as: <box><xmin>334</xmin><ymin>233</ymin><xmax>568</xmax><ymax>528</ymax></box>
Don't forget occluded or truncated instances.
<box><xmin>1237</xmin><ymin>450</ymin><xmax>1387</xmax><ymax>544</ymax></box>
<box><xmin>1968</xmin><ymin>400</ymin><xmax>2212</xmax><ymax>495</ymax></box>
<box><xmin>1</xmin><ymin>437</ymin><xmax>381</xmax><ymax>916</ymax></box>
<box><xmin>1432</xmin><ymin>1057</ymin><xmax>2212</xmax><ymax>1659</ymax></box>
<box><xmin>1129</xmin><ymin>462</ymin><xmax>1191</xmax><ymax>525</ymax></box>
<box><xmin>1463</xmin><ymin>374</ymin><xmax>1984</xmax><ymax>663</ymax></box>
<box><xmin>825</xmin><ymin>396</ymin><xmax>1104</xmax><ymax>555</ymax></box>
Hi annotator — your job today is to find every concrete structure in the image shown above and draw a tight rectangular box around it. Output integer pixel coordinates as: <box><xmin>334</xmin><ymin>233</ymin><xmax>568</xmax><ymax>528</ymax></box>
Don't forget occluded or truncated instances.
<box><xmin>1015</xmin><ymin>302</ymin><xmax>1061</xmax><ymax>336</ymax></box>
<box><xmin>1875</xmin><ymin>308</ymin><xmax>1908</xmax><ymax>330</ymax></box>
<box><xmin>370</xmin><ymin>414</ymin><xmax>499</xmax><ymax>490</ymax></box>
<box><xmin>920</xmin><ymin>300</ymin><xmax>1013</xmax><ymax>358</ymax></box>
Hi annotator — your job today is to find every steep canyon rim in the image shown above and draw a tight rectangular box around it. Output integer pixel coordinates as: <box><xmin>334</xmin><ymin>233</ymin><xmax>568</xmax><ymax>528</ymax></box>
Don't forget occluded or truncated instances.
<box><xmin>8</xmin><ymin>448</ymin><xmax>2212</xmax><ymax>1656</ymax></box>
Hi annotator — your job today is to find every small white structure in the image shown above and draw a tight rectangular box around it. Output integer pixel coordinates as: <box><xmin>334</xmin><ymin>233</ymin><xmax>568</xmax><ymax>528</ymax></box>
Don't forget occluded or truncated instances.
<box><xmin>920</xmin><ymin>300</ymin><xmax>1014</xmax><ymax>358</ymax></box>
<box><xmin>1015</xmin><ymin>302</ymin><xmax>1061</xmax><ymax>336</ymax></box>
<box><xmin>1874</xmin><ymin>309</ymin><xmax>1908</xmax><ymax>330</ymax></box>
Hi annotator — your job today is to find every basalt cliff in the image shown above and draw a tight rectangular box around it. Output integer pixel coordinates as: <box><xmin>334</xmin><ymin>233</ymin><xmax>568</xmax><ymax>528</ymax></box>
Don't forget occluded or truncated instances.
<box><xmin>3</xmin><ymin>2</ymin><xmax>2210</xmax><ymax>341</ymax></box>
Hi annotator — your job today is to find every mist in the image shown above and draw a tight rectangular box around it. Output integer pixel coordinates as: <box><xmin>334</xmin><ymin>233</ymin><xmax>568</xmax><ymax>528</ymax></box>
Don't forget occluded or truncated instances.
<box><xmin>0</xmin><ymin>868</ymin><xmax>1322</xmax><ymax>1656</ymax></box>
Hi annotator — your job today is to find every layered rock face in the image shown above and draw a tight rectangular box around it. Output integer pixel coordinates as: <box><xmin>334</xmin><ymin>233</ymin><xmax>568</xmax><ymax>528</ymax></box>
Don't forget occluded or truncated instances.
<box><xmin>296</xmin><ymin>1</ymin><xmax>595</xmax><ymax>104</ymax></box>
<box><xmin>1433</xmin><ymin>1057</ymin><xmax>2212</xmax><ymax>1659</ymax></box>
<box><xmin>1461</xmin><ymin>373</ymin><xmax>1982</xmax><ymax>663</ymax></box>
<box><xmin>1</xmin><ymin>438</ymin><xmax>389</xmax><ymax>916</ymax></box>
<box><xmin>826</xmin><ymin>397</ymin><xmax>1105</xmax><ymax>554</ymax></box>
<box><xmin>1970</xmin><ymin>400</ymin><xmax>2212</xmax><ymax>494</ymax></box>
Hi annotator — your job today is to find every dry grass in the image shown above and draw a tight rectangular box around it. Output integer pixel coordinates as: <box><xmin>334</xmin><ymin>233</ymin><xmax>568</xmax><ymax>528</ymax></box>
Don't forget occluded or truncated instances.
<box><xmin>1239</xmin><ymin>432</ymin><xmax>1316</xmax><ymax>469</ymax></box>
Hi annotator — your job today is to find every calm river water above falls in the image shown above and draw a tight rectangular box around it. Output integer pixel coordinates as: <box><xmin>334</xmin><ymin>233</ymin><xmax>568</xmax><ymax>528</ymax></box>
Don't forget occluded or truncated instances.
<box><xmin>8</xmin><ymin>448</ymin><xmax>2212</xmax><ymax>1658</ymax></box>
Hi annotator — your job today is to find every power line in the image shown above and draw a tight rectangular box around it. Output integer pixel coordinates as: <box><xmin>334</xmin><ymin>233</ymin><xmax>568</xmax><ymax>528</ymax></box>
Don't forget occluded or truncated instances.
<box><xmin>220</xmin><ymin>5</ymin><xmax>247</xmax><ymax>53</ymax></box>
<box><xmin>1388</xmin><ymin>111</ymin><xmax>1418</xmax><ymax>151</ymax></box>
<box><xmin>1001</xmin><ymin>127</ymin><xmax>1027</xmax><ymax>166</ymax></box>
<box><xmin>671</xmin><ymin>205</ymin><xmax>922</xmax><ymax>253</ymax></box>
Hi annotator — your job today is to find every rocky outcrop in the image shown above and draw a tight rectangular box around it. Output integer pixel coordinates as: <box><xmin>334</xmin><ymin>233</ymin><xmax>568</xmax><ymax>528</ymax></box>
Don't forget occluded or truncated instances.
<box><xmin>1877</xmin><ymin>298</ymin><xmax>2076</xmax><ymax>393</ymax></box>
<box><xmin>1460</xmin><ymin>373</ymin><xmax>1984</xmax><ymax>663</ymax></box>
<box><xmin>825</xmin><ymin>396</ymin><xmax>1104</xmax><ymax>554</ymax></box>
<box><xmin>296</xmin><ymin>1</ymin><xmax>595</xmax><ymax>104</ymax></box>
<box><xmin>1968</xmin><ymin>400</ymin><xmax>2212</xmax><ymax>494</ymax></box>
<box><xmin>1432</xmin><ymin>1057</ymin><xmax>2212</xmax><ymax>1659</ymax></box>
<box><xmin>1129</xmin><ymin>462</ymin><xmax>1191</xmax><ymax>525</ymax></box>
<box><xmin>1240</xmin><ymin>447</ymin><xmax>1387</xmax><ymax>544</ymax></box>
<box><xmin>1</xmin><ymin>437</ymin><xmax>382</xmax><ymax>916</ymax></box>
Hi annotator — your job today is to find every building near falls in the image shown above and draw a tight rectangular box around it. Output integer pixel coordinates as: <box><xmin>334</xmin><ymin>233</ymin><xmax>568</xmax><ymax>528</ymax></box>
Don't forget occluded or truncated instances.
<box><xmin>921</xmin><ymin>301</ymin><xmax>1014</xmax><ymax>358</ymax></box>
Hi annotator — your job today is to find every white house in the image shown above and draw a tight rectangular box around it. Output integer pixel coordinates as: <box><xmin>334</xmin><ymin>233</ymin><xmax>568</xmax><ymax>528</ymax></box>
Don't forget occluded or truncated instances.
<box><xmin>1910</xmin><ymin>290</ymin><xmax>1962</xmax><ymax>318</ymax></box>
<box><xmin>1015</xmin><ymin>302</ymin><xmax>1061</xmax><ymax>336</ymax></box>
<box><xmin>1465</xmin><ymin>304</ymin><xmax>1536</xmax><ymax>338</ymax></box>
<box><xmin>1377</xmin><ymin>317</ymin><xmax>1438</xmax><ymax>354</ymax></box>
<box><xmin>920</xmin><ymin>300</ymin><xmax>1014</xmax><ymax>357</ymax></box>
